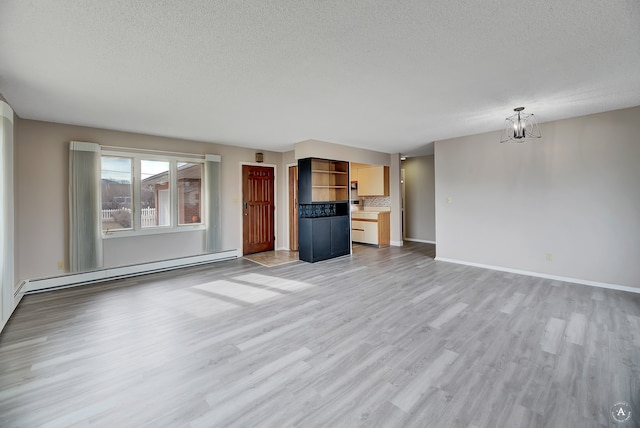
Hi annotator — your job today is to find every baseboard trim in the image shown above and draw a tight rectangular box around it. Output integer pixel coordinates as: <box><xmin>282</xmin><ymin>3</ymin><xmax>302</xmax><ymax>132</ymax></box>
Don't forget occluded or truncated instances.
<box><xmin>391</xmin><ymin>240</ymin><xmax>404</xmax><ymax>247</ymax></box>
<box><xmin>404</xmin><ymin>238</ymin><xmax>436</xmax><ymax>244</ymax></box>
<box><xmin>1</xmin><ymin>281</ymin><xmax>27</xmax><ymax>333</ymax></box>
<box><xmin>434</xmin><ymin>257</ymin><xmax>640</xmax><ymax>294</ymax></box>
<box><xmin>14</xmin><ymin>281</ymin><xmax>27</xmax><ymax>305</ymax></box>
<box><xmin>24</xmin><ymin>249</ymin><xmax>241</xmax><ymax>294</ymax></box>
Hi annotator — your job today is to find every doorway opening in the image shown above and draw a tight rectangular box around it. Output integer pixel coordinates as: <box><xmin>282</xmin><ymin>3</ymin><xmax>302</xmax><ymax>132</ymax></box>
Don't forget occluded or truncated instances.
<box><xmin>288</xmin><ymin>165</ymin><xmax>298</xmax><ymax>251</ymax></box>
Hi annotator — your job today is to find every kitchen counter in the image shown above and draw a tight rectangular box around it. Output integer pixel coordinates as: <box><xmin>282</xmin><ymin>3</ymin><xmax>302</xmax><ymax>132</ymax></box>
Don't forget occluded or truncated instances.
<box><xmin>351</xmin><ymin>211</ymin><xmax>390</xmax><ymax>247</ymax></box>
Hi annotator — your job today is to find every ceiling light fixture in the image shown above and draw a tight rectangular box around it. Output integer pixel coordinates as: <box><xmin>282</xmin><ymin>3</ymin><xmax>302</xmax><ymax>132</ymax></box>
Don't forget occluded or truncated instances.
<box><xmin>500</xmin><ymin>107</ymin><xmax>542</xmax><ymax>143</ymax></box>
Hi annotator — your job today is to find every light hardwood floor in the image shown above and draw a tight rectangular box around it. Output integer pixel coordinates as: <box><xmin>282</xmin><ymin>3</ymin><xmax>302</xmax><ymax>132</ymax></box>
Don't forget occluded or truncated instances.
<box><xmin>1</xmin><ymin>242</ymin><xmax>638</xmax><ymax>427</ymax></box>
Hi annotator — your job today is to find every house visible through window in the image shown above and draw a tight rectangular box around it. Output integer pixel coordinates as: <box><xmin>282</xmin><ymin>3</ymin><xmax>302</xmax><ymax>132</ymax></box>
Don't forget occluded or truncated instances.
<box><xmin>178</xmin><ymin>162</ymin><xmax>202</xmax><ymax>225</ymax></box>
<box><xmin>141</xmin><ymin>160</ymin><xmax>170</xmax><ymax>228</ymax></box>
<box><xmin>101</xmin><ymin>156</ymin><xmax>133</xmax><ymax>231</ymax></box>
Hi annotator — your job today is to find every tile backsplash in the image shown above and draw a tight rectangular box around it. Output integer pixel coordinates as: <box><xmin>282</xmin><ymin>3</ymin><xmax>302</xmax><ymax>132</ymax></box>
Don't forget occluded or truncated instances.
<box><xmin>363</xmin><ymin>196</ymin><xmax>391</xmax><ymax>208</ymax></box>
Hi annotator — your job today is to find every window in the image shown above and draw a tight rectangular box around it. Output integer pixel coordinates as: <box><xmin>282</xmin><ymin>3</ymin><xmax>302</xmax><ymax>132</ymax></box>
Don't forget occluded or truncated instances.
<box><xmin>141</xmin><ymin>160</ymin><xmax>170</xmax><ymax>228</ymax></box>
<box><xmin>101</xmin><ymin>156</ymin><xmax>133</xmax><ymax>231</ymax></box>
<box><xmin>100</xmin><ymin>151</ymin><xmax>205</xmax><ymax>236</ymax></box>
<box><xmin>177</xmin><ymin>162</ymin><xmax>203</xmax><ymax>225</ymax></box>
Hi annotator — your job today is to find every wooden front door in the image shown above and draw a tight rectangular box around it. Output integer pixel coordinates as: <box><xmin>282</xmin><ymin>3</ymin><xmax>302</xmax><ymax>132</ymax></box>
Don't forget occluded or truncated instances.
<box><xmin>289</xmin><ymin>165</ymin><xmax>298</xmax><ymax>251</ymax></box>
<box><xmin>242</xmin><ymin>165</ymin><xmax>275</xmax><ymax>255</ymax></box>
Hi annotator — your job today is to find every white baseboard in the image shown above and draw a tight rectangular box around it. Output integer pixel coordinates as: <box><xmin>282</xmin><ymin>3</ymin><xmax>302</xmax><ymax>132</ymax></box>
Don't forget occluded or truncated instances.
<box><xmin>391</xmin><ymin>240</ymin><xmax>404</xmax><ymax>247</ymax></box>
<box><xmin>14</xmin><ymin>281</ymin><xmax>27</xmax><ymax>304</ymax></box>
<box><xmin>434</xmin><ymin>257</ymin><xmax>640</xmax><ymax>294</ymax></box>
<box><xmin>24</xmin><ymin>249</ymin><xmax>241</xmax><ymax>294</ymax></box>
<box><xmin>1</xmin><ymin>281</ymin><xmax>27</xmax><ymax>333</ymax></box>
<box><xmin>404</xmin><ymin>238</ymin><xmax>436</xmax><ymax>244</ymax></box>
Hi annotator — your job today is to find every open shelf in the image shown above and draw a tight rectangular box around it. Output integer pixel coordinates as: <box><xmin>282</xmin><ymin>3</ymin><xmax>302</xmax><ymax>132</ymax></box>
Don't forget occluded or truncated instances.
<box><xmin>305</xmin><ymin>159</ymin><xmax>349</xmax><ymax>202</ymax></box>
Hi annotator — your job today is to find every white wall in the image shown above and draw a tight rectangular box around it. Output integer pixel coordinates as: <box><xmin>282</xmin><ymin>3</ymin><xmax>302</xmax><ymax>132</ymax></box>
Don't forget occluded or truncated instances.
<box><xmin>435</xmin><ymin>106</ymin><xmax>640</xmax><ymax>289</ymax></box>
<box><xmin>388</xmin><ymin>153</ymin><xmax>403</xmax><ymax>245</ymax></box>
<box><xmin>103</xmin><ymin>231</ymin><xmax>206</xmax><ymax>267</ymax></box>
<box><xmin>1</xmin><ymin>100</ymin><xmax>15</xmax><ymax>331</ymax></box>
<box><xmin>15</xmin><ymin>119</ymin><xmax>284</xmax><ymax>281</ymax></box>
<box><xmin>294</xmin><ymin>139</ymin><xmax>391</xmax><ymax>165</ymax></box>
<box><xmin>403</xmin><ymin>155</ymin><xmax>435</xmax><ymax>243</ymax></box>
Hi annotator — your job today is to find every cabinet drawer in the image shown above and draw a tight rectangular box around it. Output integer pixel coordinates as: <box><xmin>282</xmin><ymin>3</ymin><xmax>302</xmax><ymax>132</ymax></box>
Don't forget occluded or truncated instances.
<box><xmin>352</xmin><ymin>220</ymin><xmax>378</xmax><ymax>245</ymax></box>
<box><xmin>351</xmin><ymin>228</ymin><xmax>365</xmax><ymax>242</ymax></box>
<box><xmin>351</xmin><ymin>211</ymin><xmax>379</xmax><ymax>220</ymax></box>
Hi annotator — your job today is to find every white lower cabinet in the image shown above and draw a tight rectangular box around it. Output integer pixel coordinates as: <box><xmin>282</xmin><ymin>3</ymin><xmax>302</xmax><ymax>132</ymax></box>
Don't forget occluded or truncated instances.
<box><xmin>351</xmin><ymin>228</ymin><xmax>365</xmax><ymax>242</ymax></box>
<box><xmin>351</xmin><ymin>220</ymin><xmax>379</xmax><ymax>245</ymax></box>
<box><xmin>351</xmin><ymin>211</ymin><xmax>390</xmax><ymax>247</ymax></box>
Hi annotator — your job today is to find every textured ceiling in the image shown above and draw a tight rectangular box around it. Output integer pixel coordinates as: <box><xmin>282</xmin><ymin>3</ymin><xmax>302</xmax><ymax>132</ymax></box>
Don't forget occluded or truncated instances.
<box><xmin>1</xmin><ymin>1</ymin><xmax>639</xmax><ymax>155</ymax></box>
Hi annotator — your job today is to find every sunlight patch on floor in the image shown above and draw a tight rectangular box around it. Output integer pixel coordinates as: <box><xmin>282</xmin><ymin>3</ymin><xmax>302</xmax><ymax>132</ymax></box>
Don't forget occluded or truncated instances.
<box><xmin>194</xmin><ymin>280</ymin><xmax>282</xmax><ymax>303</ymax></box>
<box><xmin>233</xmin><ymin>273</ymin><xmax>313</xmax><ymax>292</ymax></box>
<box><xmin>159</xmin><ymin>289</ymin><xmax>239</xmax><ymax>318</ymax></box>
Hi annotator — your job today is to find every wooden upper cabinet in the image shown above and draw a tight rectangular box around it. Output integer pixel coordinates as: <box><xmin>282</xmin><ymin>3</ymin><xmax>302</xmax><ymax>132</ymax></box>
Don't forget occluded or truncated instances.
<box><xmin>298</xmin><ymin>158</ymin><xmax>349</xmax><ymax>203</ymax></box>
<box><xmin>357</xmin><ymin>166</ymin><xmax>389</xmax><ymax>196</ymax></box>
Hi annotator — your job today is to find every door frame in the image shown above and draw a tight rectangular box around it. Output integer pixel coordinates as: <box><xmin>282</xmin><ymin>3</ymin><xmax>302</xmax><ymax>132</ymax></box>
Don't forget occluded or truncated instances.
<box><xmin>239</xmin><ymin>161</ymin><xmax>278</xmax><ymax>253</ymax></box>
<box><xmin>285</xmin><ymin>162</ymin><xmax>298</xmax><ymax>251</ymax></box>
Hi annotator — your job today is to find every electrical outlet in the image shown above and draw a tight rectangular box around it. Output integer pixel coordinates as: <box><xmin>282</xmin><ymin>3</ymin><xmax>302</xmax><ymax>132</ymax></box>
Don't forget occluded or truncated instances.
<box><xmin>546</xmin><ymin>253</ymin><xmax>553</xmax><ymax>262</ymax></box>
<box><xmin>57</xmin><ymin>261</ymin><xmax>64</xmax><ymax>270</ymax></box>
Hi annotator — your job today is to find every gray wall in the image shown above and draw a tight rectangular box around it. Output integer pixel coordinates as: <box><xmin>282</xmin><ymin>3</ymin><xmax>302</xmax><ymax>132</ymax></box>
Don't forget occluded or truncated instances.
<box><xmin>1</xmin><ymin>100</ymin><xmax>15</xmax><ymax>331</ymax></box>
<box><xmin>15</xmin><ymin>119</ymin><xmax>285</xmax><ymax>281</ymax></box>
<box><xmin>435</xmin><ymin>106</ymin><xmax>640</xmax><ymax>289</ymax></box>
<box><xmin>403</xmin><ymin>155</ymin><xmax>435</xmax><ymax>243</ymax></box>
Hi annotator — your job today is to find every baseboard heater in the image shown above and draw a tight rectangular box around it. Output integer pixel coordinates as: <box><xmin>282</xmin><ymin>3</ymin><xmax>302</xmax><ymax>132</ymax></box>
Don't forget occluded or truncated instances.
<box><xmin>20</xmin><ymin>249</ymin><xmax>241</xmax><ymax>295</ymax></box>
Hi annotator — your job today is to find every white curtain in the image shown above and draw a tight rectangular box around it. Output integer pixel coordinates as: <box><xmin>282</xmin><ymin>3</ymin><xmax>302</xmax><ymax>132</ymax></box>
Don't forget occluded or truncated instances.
<box><xmin>69</xmin><ymin>141</ymin><xmax>102</xmax><ymax>272</ymax></box>
<box><xmin>205</xmin><ymin>154</ymin><xmax>221</xmax><ymax>252</ymax></box>
<box><xmin>1</xmin><ymin>101</ymin><xmax>15</xmax><ymax>328</ymax></box>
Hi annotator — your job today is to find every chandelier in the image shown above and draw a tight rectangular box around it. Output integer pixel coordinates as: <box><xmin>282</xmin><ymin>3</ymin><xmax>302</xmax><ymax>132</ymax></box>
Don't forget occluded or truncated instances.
<box><xmin>500</xmin><ymin>107</ymin><xmax>542</xmax><ymax>143</ymax></box>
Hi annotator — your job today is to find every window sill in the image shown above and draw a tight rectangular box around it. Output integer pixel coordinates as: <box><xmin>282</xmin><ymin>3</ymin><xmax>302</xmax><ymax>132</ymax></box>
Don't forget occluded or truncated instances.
<box><xmin>102</xmin><ymin>224</ymin><xmax>206</xmax><ymax>239</ymax></box>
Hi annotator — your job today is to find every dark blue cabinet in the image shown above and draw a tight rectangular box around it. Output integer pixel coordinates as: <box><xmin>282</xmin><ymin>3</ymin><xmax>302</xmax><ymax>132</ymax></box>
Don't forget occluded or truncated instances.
<box><xmin>299</xmin><ymin>215</ymin><xmax>350</xmax><ymax>263</ymax></box>
<box><xmin>330</xmin><ymin>216</ymin><xmax>350</xmax><ymax>256</ymax></box>
<box><xmin>298</xmin><ymin>158</ymin><xmax>350</xmax><ymax>263</ymax></box>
